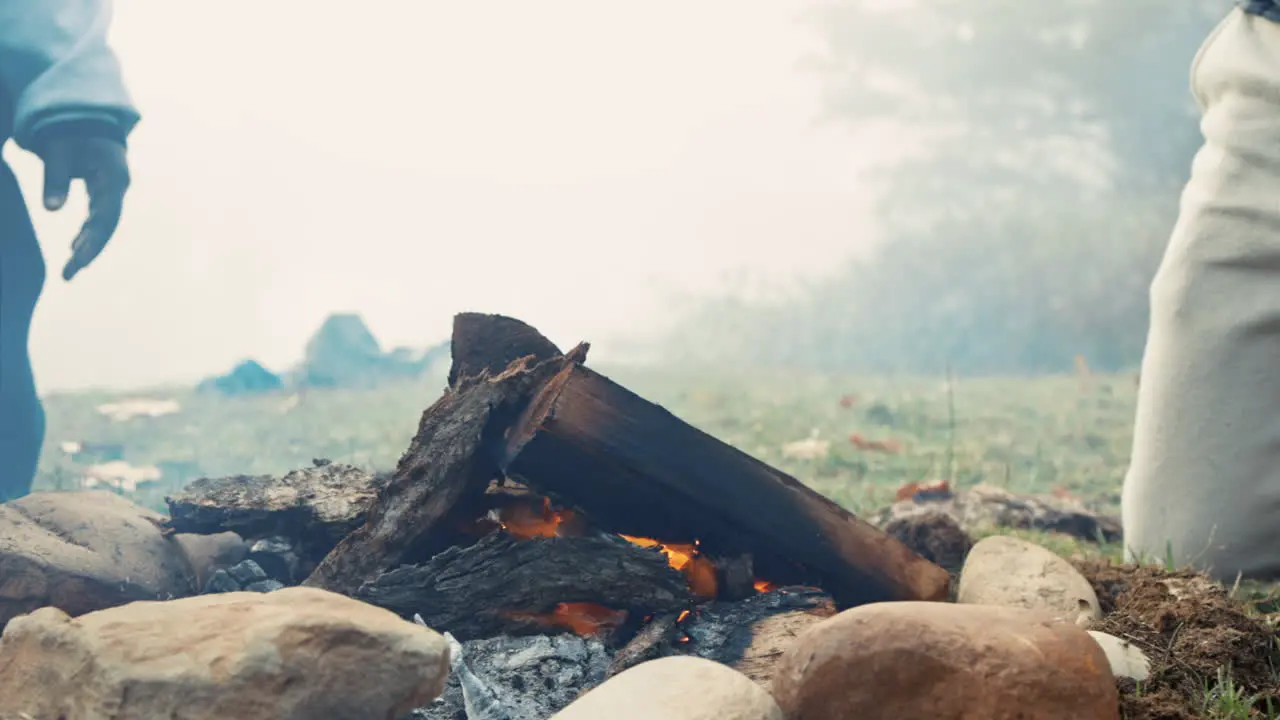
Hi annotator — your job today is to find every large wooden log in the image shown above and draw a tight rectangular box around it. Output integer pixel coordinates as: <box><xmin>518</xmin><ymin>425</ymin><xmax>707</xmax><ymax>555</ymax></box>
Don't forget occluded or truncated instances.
<box><xmin>354</xmin><ymin>532</ymin><xmax>692</xmax><ymax>641</ymax></box>
<box><xmin>498</xmin><ymin>362</ymin><xmax>951</xmax><ymax>607</ymax></box>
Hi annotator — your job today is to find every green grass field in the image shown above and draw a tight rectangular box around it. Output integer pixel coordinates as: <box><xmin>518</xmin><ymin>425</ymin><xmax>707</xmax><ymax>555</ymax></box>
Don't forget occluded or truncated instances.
<box><xmin>36</xmin><ymin>365</ymin><xmax>1135</xmax><ymax>519</ymax></box>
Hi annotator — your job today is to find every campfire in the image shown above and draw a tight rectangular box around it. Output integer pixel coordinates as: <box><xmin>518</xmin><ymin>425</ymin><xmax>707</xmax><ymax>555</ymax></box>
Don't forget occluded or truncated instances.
<box><xmin>491</xmin><ymin>491</ymin><xmax>754</xmax><ymax>600</ymax></box>
<box><xmin>164</xmin><ymin>313</ymin><xmax>951</xmax><ymax>717</ymax></box>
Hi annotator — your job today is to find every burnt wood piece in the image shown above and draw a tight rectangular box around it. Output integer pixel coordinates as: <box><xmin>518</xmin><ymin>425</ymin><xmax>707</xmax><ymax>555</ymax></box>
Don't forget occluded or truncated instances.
<box><xmin>163</xmin><ymin>461</ymin><xmax>387</xmax><ymax>570</ymax></box>
<box><xmin>606</xmin><ymin>613</ymin><xmax>681</xmax><ymax>678</ymax></box>
<box><xmin>713</xmin><ymin>554</ymin><xmax>758</xmax><ymax>602</ymax></box>
<box><xmin>354</xmin><ymin>532</ymin><xmax>693</xmax><ymax>641</ymax></box>
<box><xmin>605</xmin><ymin>587</ymin><xmax>837</xmax><ymax>684</ymax></box>
<box><xmin>498</xmin><ymin>363</ymin><xmax>952</xmax><ymax>608</ymax></box>
<box><xmin>418</xmin><ymin>634</ymin><xmax>610</xmax><ymax>720</ymax></box>
<box><xmin>671</xmin><ymin>586</ymin><xmax>837</xmax><ymax>686</ymax></box>
<box><xmin>303</xmin><ymin>352</ymin><xmax>579</xmax><ymax>594</ymax></box>
<box><xmin>448</xmin><ymin>312</ymin><xmax>566</xmax><ymax>388</ymax></box>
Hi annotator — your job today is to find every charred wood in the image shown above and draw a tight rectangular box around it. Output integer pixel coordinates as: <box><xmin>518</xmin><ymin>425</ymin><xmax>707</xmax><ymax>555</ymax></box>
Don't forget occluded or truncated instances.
<box><xmin>661</xmin><ymin>586</ymin><xmax>835</xmax><ymax>686</ymax></box>
<box><xmin>355</xmin><ymin>532</ymin><xmax>692</xmax><ymax>641</ymax></box>
<box><xmin>303</xmin><ymin>350</ymin><xmax>580</xmax><ymax>595</ymax></box>
<box><xmin>498</xmin><ymin>362</ymin><xmax>951</xmax><ymax>607</ymax></box>
<box><xmin>164</xmin><ymin>461</ymin><xmax>386</xmax><ymax>571</ymax></box>
<box><xmin>448</xmin><ymin>312</ymin><xmax>567</xmax><ymax>389</ymax></box>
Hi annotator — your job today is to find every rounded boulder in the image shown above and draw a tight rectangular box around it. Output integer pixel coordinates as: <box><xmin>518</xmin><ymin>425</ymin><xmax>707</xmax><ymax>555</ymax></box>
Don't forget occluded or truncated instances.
<box><xmin>770</xmin><ymin>601</ymin><xmax>1120</xmax><ymax>719</ymax></box>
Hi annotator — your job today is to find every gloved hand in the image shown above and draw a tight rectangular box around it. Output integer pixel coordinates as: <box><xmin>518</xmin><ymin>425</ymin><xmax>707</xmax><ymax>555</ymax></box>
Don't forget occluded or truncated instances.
<box><xmin>35</xmin><ymin>122</ymin><xmax>131</xmax><ymax>281</ymax></box>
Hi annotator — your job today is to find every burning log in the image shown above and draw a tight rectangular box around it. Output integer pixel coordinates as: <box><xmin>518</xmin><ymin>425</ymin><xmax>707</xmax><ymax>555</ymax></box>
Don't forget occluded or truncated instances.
<box><xmin>498</xmin><ymin>361</ymin><xmax>951</xmax><ymax>607</ymax></box>
<box><xmin>605</xmin><ymin>613</ymin><xmax>682</xmax><ymax>677</ymax></box>
<box><xmin>607</xmin><ymin>586</ymin><xmax>838</xmax><ymax>687</ymax></box>
<box><xmin>304</xmin><ymin>354</ymin><xmax>579</xmax><ymax>594</ymax></box>
<box><xmin>304</xmin><ymin>314</ymin><xmax>583</xmax><ymax>595</ymax></box>
<box><xmin>306</xmin><ymin>312</ymin><xmax>947</xmax><ymax>611</ymax></box>
<box><xmin>354</xmin><ymin>532</ymin><xmax>692</xmax><ymax>641</ymax></box>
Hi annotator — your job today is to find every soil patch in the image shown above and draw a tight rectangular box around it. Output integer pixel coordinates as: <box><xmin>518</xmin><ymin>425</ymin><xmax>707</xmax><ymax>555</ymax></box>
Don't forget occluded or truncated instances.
<box><xmin>1077</xmin><ymin>560</ymin><xmax>1280</xmax><ymax>719</ymax></box>
<box><xmin>883</xmin><ymin>511</ymin><xmax>972</xmax><ymax>574</ymax></box>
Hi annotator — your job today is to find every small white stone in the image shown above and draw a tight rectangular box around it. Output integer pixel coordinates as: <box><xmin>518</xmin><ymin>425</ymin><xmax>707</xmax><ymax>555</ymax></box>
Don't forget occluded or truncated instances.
<box><xmin>1088</xmin><ymin>631</ymin><xmax>1151</xmax><ymax>682</ymax></box>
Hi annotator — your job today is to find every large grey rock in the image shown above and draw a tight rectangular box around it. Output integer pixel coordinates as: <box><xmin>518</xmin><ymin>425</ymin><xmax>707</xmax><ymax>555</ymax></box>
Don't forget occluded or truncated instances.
<box><xmin>0</xmin><ymin>587</ymin><xmax>449</xmax><ymax>720</ymax></box>
<box><xmin>0</xmin><ymin>491</ymin><xmax>194</xmax><ymax>627</ymax></box>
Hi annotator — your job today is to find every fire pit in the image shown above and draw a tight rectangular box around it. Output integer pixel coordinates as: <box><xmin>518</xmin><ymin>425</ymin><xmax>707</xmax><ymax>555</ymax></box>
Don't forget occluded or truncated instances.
<box><xmin>164</xmin><ymin>313</ymin><xmax>951</xmax><ymax>718</ymax></box>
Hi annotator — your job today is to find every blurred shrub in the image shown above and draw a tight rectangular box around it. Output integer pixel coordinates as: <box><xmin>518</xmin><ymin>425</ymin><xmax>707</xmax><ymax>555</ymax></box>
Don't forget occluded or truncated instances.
<box><xmin>666</xmin><ymin>195</ymin><xmax>1169</xmax><ymax>374</ymax></box>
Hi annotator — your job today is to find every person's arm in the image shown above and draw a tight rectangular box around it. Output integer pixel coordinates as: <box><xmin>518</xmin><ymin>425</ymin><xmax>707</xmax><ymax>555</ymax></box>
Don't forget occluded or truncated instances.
<box><xmin>0</xmin><ymin>0</ymin><xmax>138</xmax><ymax>281</ymax></box>
<box><xmin>0</xmin><ymin>0</ymin><xmax>140</xmax><ymax>154</ymax></box>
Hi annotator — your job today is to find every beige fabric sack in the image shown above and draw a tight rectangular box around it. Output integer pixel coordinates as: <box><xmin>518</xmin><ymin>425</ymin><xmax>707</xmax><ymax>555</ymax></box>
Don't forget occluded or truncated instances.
<box><xmin>1124</xmin><ymin>8</ymin><xmax>1280</xmax><ymax>580</ymax></box>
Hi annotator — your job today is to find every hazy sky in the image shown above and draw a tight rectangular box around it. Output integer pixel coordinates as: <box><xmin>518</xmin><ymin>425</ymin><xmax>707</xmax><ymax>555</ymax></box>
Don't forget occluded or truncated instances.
<box><xmin>6</xmin><ymin>0</ymin><xmax>898</xmax><ymax>390</ymax></box>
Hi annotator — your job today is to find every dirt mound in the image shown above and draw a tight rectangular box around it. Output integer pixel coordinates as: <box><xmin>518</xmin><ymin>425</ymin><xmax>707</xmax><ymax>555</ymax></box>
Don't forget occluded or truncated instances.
<box><xmin>1077</xmin><ymin>560</ymin><xmax>1280</xmax><ymax>719</ymax></box>
<box><xmin>883</xmin><ymin>511</ymin><xmax>973</xmax><ymax>574</ymax></box>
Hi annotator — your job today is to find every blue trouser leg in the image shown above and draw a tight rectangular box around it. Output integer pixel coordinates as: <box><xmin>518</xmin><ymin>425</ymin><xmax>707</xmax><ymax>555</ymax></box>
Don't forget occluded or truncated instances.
<box><xmin>0</xmin><ymin>156</ymin><xmax>46</xmax><ymax>501</ymax></box>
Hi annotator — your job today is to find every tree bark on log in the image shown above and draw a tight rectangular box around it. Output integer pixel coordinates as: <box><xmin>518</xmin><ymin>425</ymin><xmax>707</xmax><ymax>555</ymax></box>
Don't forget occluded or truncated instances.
<box><xmin>304</xmin><ymin>313</ymin><xmax>588</xmax><ymax>594</ymax></box>
<box><xmin>447</xmin><ymin>312</ymin><xmax>564</xmax><ymax>388</ymax></box>
<box><xmin>498</xmin><ymin>362</ymin><xmax>951</xmax><ymax>607</ymax></box>
<box><xmin>164</xmin><ymin>461</ymin><xmax>385</xmax><ymax>570</ymax></box>
<box><xmin>355</xmin><ymin>532</ymin><xmax>692</xmax><ymax>641</ymax></box>
<box><xmin>303</xmin><ymin>356</ymin><xmax>574</xmax><ymax>594</ymax></box>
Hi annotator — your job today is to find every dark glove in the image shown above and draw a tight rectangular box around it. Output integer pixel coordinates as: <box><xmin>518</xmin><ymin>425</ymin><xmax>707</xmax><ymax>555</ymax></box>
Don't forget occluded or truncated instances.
<box><xmin>34</xmin><ymin>120</ymin><xmax>131</xmax><ymax>281</ymax></box>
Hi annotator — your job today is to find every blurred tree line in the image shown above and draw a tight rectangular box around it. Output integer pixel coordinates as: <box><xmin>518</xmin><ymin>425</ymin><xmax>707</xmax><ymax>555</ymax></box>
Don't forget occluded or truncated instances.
<box><xmin>674</xmin><ymin>0</ymin><xmax>1230</xmax><ymax>374</ymax></box>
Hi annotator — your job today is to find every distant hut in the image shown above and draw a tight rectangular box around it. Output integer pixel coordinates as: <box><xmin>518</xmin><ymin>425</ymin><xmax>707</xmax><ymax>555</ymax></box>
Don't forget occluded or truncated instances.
<box><xmin>198</xmin><ymin>359</ymin><xmax>284</xmax><ymax>396</ymax></box>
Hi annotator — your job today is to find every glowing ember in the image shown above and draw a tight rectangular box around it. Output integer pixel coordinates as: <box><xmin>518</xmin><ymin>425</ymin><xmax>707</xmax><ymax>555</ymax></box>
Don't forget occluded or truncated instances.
<box><xmin>619</xmin><ymin>535</ymin><xmax>720</xmax><ymax>599</ymax></box>
<box><xmin>683</xmin><ymin>556</ymin><xmax>719</xmax><ymax>599</ymax></box>
<box><xmin>676</xmin><ymin>609</ymin><xmax>691</xmax><ymax>623</ymax></box>
<box><xmin>494</xmin><ymin>497</ymin><xmax>577</xmax><ymax>540</ymax></box>
<box><xmin>753</xmin><ymin>580</ymin><xmax>777</xmax><ymax>593</ymax></box>
<box><xmin>505</xmin><ymin>602</ymin><xmax>627</xmax><ymax>636</ymax></box>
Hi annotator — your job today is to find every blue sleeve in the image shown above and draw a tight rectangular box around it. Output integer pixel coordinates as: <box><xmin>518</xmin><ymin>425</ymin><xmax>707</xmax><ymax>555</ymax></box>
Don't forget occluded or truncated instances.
<box><xmin>0</xmin><ymin>0</ymin><xmax>140</xmax><ymax>152</ymax></box>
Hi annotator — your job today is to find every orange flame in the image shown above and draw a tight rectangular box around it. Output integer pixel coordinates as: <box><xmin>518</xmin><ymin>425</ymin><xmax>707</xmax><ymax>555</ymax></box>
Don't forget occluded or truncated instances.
<box><xmin>497</xmin><ymin>497</ymin><xmax>577</xmax><ymax>540</ymax></box>
<box><xmin>620</xmin><ymin>535</ymin><xmax>720</xmax><ymax>600</ymax></box>
<box><xmin>504</xmin><ymin>602</ymin><xmax>627</xmax><ymax>636</ymax></box>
